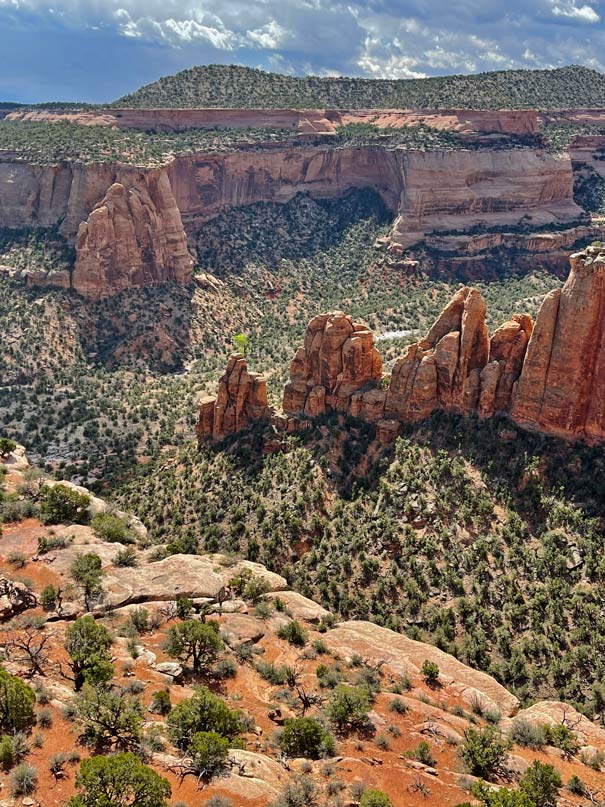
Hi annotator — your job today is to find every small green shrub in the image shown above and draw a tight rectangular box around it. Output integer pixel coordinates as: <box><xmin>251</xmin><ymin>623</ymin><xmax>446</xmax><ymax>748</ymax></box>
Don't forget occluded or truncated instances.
<box><xmin>277</xmin><ymin>621</ymin><xmax>307</xmax><ymax>647</ymax></box>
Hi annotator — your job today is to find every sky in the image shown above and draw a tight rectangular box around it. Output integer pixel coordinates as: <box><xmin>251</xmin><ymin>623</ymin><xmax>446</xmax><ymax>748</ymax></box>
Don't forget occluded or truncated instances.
<box><xmin>0</xmin><ymin>0</ymin><xmax>603</xmax><ymax>103</ymax></box>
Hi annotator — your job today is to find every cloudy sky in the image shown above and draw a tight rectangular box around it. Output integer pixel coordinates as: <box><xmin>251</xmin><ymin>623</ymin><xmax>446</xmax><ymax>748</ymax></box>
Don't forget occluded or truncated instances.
<box><xmin>1</xmin><ymin>0</ymin><xmax>603</xmax><ymax>103</ymax></box>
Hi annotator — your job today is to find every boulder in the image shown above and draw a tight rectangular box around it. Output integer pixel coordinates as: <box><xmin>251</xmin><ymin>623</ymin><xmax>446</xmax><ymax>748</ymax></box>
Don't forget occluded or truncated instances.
<box><xmin>266</xmin><ymin>590</ymin><xmax>331</xmax><ymax>623</ymax></box>
<box><xmin>220</xmin><ymin>614</ymin><xmax>266</xmax><ymax>646</ymax></box>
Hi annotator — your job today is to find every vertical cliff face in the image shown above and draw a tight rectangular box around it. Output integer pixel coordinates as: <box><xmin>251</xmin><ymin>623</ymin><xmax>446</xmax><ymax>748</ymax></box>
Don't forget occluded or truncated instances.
<box><xmin>282</xmin><ymin>312</ymin><xmax>383</xmax><ymax>417</ymax></box>
<box><xmin>167</xmin><ymin>147</ymin><xmax>403</xmax><ymax>225</ymax></box>
<box><xmin>390</xmin><ymin>149</ymin><xmax>581</xmax><ymax>249</ymax></box>
<box><xmin>196</xmin><ymin>354</ymin><xmax>270</xmax><ymax>442</ymax></box>
<box><xmin>511</xmin><ymin>247</ymin><xmax>605</xmax><ymax>440</ymax></box>
<box><xmin>73</xmin><ymin>172</ymin><xmax>193</xmax><ymax>299</ymax></box>
<box><xmin>0</xmin><ymin>137</ymin><xmax>585</xmax><ymax>298</ymax></box>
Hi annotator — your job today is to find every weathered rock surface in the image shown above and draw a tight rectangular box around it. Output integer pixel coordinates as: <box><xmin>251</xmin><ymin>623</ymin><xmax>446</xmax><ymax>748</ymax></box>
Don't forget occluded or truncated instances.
<box><xmin>220</xmin><ymin>614</ymin><xmax>267</xmax><ymax>646</ymax></box>
<box><xmin>44</xmin><ymin>532</ymin><xmax>287</xmax><ymax>609</ymax></box>
<box><xmin>324</xmin><ymin>620</ymin><xmax>519</xmax><ymax>717</ymax></box>
<box><xmin>511</xmin><ymin>245</ymin><xmax>605</xmax><ymax>441</ymax></box>
<box><xmin>282</xmin><ymin>311</ymin><xmax>382</xmax><ymax>416</ymax></box>
<box><xmin>266</xmin><ymin>590</ymin><xmax>332</xmax><ymax>623</ymax></box>
<box><xmin>73</xmin><ymin>174</ymin><xmax>192</xmax><ymax>299</ymax></box>
<box><xmin>0</xmin><ymin>133</ymin><xmax>583</xmax><ymax>298</ymax></box>
<box><xmin>512</xmin><ymin>701</ymin><xmax>605</xmax><ymax>748</ymax></box>
<box><xmin>389</xmin><ymin>149</ymin><xmax>581</xmax><ymax>249</ymax></box>
<box><xmin>196</xmin><ymin>353</ymin><xmax>271</xmax><ymax>441</ymax></box>
<box><xmin>386</xmin><ymin>287</ymin><xmax>490</xmax><ymax>420</ymax></box>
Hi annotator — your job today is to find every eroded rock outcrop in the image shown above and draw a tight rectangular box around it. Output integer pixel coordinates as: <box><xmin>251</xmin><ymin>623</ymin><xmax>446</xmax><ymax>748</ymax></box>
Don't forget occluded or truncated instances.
<box><xmin>73</xmin><ymin>173</ymin><xmax>193</xmax><ymax>299</ymax></box>
<box><xmin>282</xmin><ymin>312</ymin><xmax>382</xmax><ymax>417</ymax></box>
<box><xmin>200</xmin><ymin>246</ymin><xmax>605</xmax><ymax>447</ymax></box>
<box><xmin>386</xmin><ymin>287</ymin><xmax>491</xmax><ymax>421</ymax></box>
<box><xmin>511</xmin><ymin>245</ymin><xmax>605</xmax><ymax>441</ymax></box>
<box><xmin>196</xmin><ymin>353</ymin><xmax>271</xmax><ymax>441</ymax></box>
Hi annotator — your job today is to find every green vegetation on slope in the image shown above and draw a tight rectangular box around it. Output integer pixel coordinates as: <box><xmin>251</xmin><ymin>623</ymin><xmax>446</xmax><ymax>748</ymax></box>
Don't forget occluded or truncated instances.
<box><xmin>0</xmin><ymin>226</ymin><xmax>75</xmax><ymax>274</ymax></box>
<box><xmin>0</xmin><ymin>119</ymin><xmax>543</xmax><ymax>166</ymax></box>
<box><xmin>114</xmin><ymin>64</ymin><xmax>605</xmax><ymax>110</ymax></box>
<box><xmin>0</xmin><ymin>190</ymin><xmax>561</xmax><ymax>486</ymax></box>
<box><xmin>114</xmin><ymin>413</ymin><xmax>605</xmax><ymax>714</ymax></box>
<box><xmin>0</xmin><ymin>120</ymin><xmax>295</xmax><ymax>165</ymax></box>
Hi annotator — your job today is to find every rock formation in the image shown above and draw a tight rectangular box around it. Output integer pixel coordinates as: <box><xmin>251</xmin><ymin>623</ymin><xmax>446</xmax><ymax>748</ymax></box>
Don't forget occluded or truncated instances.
<box><xmin>0</xmin><ymin>134</ymin><xmax>584</xmax><ymax>299</ymax></box>
<box><xmin>282</xmin><ymin>312</ymin><xmax>383</xmax><ymax>417</ymax></box>
<box><xmin>511</xmin><ymin>245</ymin><xmax>605</xmax><ymax>441</ymax></box>
<box><xmin>73</xmin><ymin>173</ymin><xmax>193</xmax><ymax>299</ymax></box>
<box><xmin>199</xmin><ymin>246</ymin><xmax>605</xmax><ymax>447</ymax></box>
<box><xmin>196</xmin><ymin>353</ymin><xmax>271</xmax><ymax>441</ymax></box>
<box><xmin>6</xmin><ymin>106</ymin><xmax>539</xmax><ymax>135</ymax></box>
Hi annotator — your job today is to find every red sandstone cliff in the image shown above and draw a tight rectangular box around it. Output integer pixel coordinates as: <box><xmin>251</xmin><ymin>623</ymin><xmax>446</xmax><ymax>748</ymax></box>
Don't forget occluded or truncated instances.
<box><xmin>511</xmin><ymin>246</ymin><xmax>605</xmax><ymax>441</ymax></box>
<box><xmin>0</xmin><ymin>131</ymin><xmax>585</xmax><ymax>297</ymax></box>
<box><xmin>199</xmin><ymin>247</ymin><xmax>605</xmax><ymax>446</ymax></box>
<box><xmin>73</xmin><ymin>174</ymin><xmax>192</xmax><ymax>299</ymax></box>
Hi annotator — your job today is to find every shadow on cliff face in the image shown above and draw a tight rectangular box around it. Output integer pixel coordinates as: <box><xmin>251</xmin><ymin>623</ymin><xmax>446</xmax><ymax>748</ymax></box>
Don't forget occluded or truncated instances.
<box><xmin>195</xmin><ymin>189</ymin><xmax>391</xmax><ymax>277</ymax></box>
<box><xmin>80</xmin><ymin>282</ymin><xmax>196</xmax><ymax>373</ymax></box>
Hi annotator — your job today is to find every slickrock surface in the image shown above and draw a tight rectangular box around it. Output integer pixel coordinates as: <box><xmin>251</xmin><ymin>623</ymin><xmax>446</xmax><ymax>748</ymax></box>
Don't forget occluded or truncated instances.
<box><xmin>512</xmin><ymin>701</ymin><xmax>605</xmax><ymax>748</ymax></box>
<box><xmin>324</xmin><ymin>620</ymin><xmax>520</xmax><ymax>717</ymax></box>
<box><xmin>73</xmin><ymin>174</ymin><xmax>192</xmax><ymax>298</ymax></box>
<box><xmin>512</xmin><ymin>246</ymin><xmax>605</xmax><ymax>441</ymax></box>
<box><xmin>282</xmin><ymin>311</ymin><xmax>382</xmax><ymax>416</ymax></box>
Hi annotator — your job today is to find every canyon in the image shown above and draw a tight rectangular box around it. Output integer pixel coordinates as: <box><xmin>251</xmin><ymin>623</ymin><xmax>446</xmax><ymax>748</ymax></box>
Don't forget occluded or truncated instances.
<box><xmin>1</xmin><ymin>105</ymin><xmax>602</xmax><ymax>298</ymax></box>
<box><xmin>198</xmin><ymin>244</ymin><xmax>605</xmax><ymax>446</ymax></box>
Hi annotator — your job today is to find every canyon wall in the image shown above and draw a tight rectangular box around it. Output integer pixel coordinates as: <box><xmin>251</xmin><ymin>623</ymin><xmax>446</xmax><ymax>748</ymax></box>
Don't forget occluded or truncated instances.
<box><xmin>199</xmin><ymin>246</ymin><xmax>605</xmax><ymax>446</ymax></box>
<box><xmin>167</xmin><ymin>146</ymin><xmax>403</xmax><ymax>224</ymax></box>
<box><xmin>0</xmin><ymin>140</ymin><xmax>585</xmax><ymax>297</ymax></box>
<box><xmin>0</xmin><ymin>161</ymin><xmax>193</xmax><ymax>298</ymax></box>
<box><xmin>167</xmin><ymin>146</ymin><xmax>581</xmax><ymax>245</ymax></box>
<box><xmin>390</xmin><ymin>149</ymin><xmax>580</xmax><ymax>249</ymax></box>
<box><xmin>7</xmin><ymin>107</ymin><xmax>539</xmax><ymax>135</ymax></box>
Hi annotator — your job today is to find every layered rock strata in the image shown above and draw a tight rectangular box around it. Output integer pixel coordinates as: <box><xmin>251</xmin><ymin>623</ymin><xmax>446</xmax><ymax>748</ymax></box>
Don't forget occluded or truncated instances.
<box><xmin>0</xmin><ymin>138</ymin><xmax>583</xmax><ymax>298</ymax></box>
<box><xmin>200</xmin><ymin>247</ymin><xmax>605</xmax><ymax>446</ymax></box>
<box><xmin>6</xmin><ymin>107</ymin><xmax>539</xmax><ymax>135</ymax></box>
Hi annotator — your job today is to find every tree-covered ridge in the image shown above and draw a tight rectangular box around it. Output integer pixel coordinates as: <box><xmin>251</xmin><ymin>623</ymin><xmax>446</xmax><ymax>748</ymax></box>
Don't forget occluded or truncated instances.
<box><xmin>0</xmin><ymin>121</ymin><xmax>296</xmax><ymax>165</ymax></box>
<box><xmin>114</xmin><ymin>64</ymin><xmax>605</xmax><ymax>110</ymax></box>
